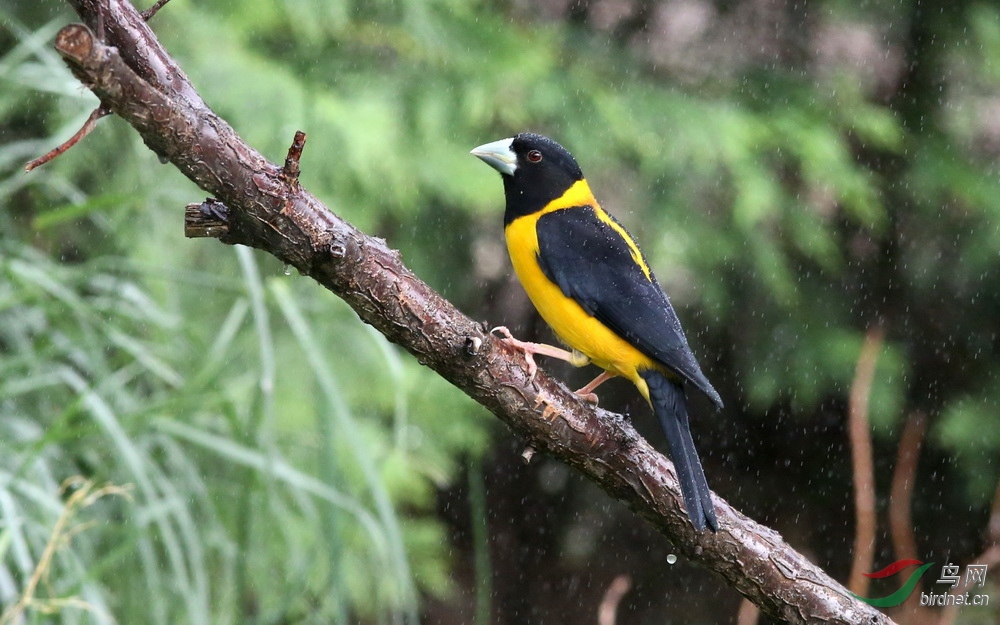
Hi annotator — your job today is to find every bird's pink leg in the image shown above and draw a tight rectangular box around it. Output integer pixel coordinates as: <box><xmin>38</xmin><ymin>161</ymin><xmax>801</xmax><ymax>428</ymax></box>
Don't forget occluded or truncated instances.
<box><xmin>491</xmin><ymin>327</ymin><xmax>613</xmax><ymax>402</ymax></box>
<box><xmin>574</xmin><ymin>370</ymin><xmax>616</xmax><ymax>404</ymax></box>
<box><xmin>490</xmin><ymin>326</ymin><xmax>588</xmax><ymax>383</ymax></box>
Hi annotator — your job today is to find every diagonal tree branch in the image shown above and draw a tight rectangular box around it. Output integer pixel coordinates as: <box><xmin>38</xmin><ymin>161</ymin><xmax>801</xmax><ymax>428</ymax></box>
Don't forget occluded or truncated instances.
<box><xmin>47</xmin><ymin>2</ymin><xmax>898</xmax><ymax>623</ymax></box>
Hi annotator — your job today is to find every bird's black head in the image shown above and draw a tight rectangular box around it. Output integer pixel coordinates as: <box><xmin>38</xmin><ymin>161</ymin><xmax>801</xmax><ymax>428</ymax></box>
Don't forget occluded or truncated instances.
<box><xmin>471</xmin><ymin>133</ymin><xmax>585</xmax><ymax>224</ymax></box>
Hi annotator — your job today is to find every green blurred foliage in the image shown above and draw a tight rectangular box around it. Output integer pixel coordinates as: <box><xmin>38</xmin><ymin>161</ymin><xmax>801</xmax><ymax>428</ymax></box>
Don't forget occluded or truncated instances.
<box><xmin>2</xmin><ymin>0</ymin><xmax>1000</xmax><ymax>623</ymax></box>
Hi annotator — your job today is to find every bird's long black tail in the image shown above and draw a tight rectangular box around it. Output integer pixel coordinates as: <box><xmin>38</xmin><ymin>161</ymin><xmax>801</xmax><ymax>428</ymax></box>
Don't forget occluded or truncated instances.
<box><xmin>640</xmin><ymin>369</ymin><xmax>718</xmax><ymax>532</ymax></box>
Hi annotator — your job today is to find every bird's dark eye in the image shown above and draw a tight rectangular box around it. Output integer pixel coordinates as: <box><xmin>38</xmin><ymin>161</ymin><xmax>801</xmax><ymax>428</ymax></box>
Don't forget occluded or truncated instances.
<box><xmin>526</xmin><ymin>150</ymin><xmax>543</xmax><ymax>163</ymax></box>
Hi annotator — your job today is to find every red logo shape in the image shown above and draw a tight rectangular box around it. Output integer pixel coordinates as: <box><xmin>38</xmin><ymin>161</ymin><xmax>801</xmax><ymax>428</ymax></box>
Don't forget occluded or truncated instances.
<box><xmin>863</xmin><ymin>559</ymin><xmax>925</xmax><ymax>579</ymax></box>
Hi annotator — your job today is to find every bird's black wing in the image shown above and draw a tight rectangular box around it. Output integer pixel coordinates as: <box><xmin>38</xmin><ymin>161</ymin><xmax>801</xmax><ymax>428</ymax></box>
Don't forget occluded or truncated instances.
<box><xmin>535</xmin><ymin>205</ymin><xmax>722</xmax><ymax>408</ymax></box>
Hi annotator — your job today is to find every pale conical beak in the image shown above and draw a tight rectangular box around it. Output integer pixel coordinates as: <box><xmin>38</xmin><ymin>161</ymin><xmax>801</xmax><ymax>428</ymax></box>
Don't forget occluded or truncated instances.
<box><xmin>470</xmin><ymin>138</ymin><xmax>517</xmax><ymax>176</ymax></box>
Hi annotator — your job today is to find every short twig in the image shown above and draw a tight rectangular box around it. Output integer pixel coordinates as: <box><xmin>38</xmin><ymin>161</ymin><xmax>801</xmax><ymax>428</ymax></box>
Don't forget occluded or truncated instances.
<box><xmin>24</xmin><ymin>106</ymin><xmax>111</xmax><ymax>172</ymax></box>
<box><xmin>184</xmin><ymin>199</ymin><xmax>230</xmax><ymax>239</ymax></box>
<box><xmin>141</xmin><ymin>0</ymin><xmax>172</xmax><ymax>21</ymax></box>
<box><xmin>281</xmin><ymin>130</ymin><xmax>307</xmax><ymax>191</ymax></box>
<box><xmin>520</xmin><ymin>445</ymin><xmax>536</xmax><ymax>464</ymax></box>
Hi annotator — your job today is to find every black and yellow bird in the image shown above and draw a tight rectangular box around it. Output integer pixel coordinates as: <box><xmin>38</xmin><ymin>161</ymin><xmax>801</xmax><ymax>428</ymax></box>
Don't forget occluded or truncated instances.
<box><xmin>472</xmin><ymin>132</ymin><xmax>722</xmax><ymax>532</ymax></box>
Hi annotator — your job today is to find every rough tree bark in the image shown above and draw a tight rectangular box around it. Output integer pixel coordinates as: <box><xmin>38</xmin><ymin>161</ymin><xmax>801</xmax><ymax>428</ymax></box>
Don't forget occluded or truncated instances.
<box><xmin>48</xmin><ymin>1</ymin><xmax>897</xmax><ymax>623</ymax></box>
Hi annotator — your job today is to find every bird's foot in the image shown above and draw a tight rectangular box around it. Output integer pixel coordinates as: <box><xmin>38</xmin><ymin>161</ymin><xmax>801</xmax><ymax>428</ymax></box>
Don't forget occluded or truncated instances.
<box><xmin>490</xmin><ymin>326</ymin><xmax>540</xmax><ymax>382</ymax></box>
<box><xmin>573</xmin><ymin>371</ymin><xmax>616</xmax><ymax>405</ymax></box>
<box><xmin>490</xmin><ymin>326</ymin><xmax>587</xmax><ymax>383</ymax></box>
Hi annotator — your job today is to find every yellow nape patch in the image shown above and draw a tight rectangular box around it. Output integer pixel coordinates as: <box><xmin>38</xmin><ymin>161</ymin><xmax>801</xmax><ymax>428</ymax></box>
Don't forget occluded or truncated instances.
<box><xmin>541</xmin><ymin>179</ymin><xmax>598</xmax><ymax>213</ymax></box>
<box><xmin>540</xmin><ymin>179</ymin><xmax>653</xmax><ymax>284</ymax></box>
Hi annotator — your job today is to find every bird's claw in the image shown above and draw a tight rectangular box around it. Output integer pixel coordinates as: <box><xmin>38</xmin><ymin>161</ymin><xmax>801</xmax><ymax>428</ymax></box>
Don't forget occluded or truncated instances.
<box><xmin>490</xmin><ymin>326</ymin><xmax>539</xmax><ymax>383</ymax></box>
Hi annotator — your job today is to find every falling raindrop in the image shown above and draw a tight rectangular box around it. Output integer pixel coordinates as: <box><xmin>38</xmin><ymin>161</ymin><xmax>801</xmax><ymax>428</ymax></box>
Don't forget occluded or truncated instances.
<box><xmin>283</xmin><ymin>264</ymin><xmax>292</xmax><ymax>276</ymax></box>
<box><xmin>667</xmin><ymin>554</ymin><xmax>678</xmax><ymax>565</ymax></box>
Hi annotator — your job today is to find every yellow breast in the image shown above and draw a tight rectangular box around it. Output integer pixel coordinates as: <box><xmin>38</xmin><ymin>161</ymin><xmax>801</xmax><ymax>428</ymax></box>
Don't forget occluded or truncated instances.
<box><xmin>504</xmin><ymin>194</ymin><xmax>655</xmax><ymax>383</ymax></box>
